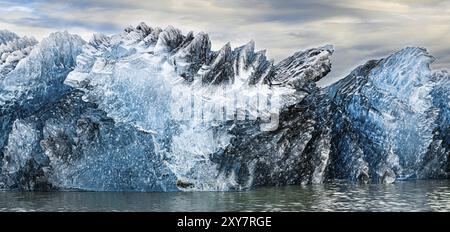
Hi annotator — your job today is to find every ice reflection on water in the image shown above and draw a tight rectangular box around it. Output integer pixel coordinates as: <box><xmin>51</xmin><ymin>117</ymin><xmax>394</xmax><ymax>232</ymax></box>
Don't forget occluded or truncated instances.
<box><xmin>1</xmin><ymin>180</ymin><xmax>450</xmax><ymax>212</ymax></box>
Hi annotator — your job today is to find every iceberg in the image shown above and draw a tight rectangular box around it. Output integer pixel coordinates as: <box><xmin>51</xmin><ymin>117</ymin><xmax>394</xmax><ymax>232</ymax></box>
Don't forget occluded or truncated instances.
<box><xmin>0</xmin><ymin>23</ymin><xmax>448</xmax><ymax>191</ymax></box>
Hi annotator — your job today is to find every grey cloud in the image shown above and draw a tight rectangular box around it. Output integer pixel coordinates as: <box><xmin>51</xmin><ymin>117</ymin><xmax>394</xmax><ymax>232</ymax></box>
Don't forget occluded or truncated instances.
<box><xmin>210</xmin><ymin>0</ymin><xmax>405</xmax><ymax>24</ymax></box>
<box><xmin>431</xmin><ymin>48</ymin><xmax>450</xmax><ymax>70</ymax></box>
<box><xmin>287</xmin><ymin>31</ymin><xmax>311</xmax><ymax>39</ymax></box>
<box><xmin>1</xmin><ymin>16</ymin><xmax>121</xmax><ymax>33</ymax></box>
<box><xmin>1</xmin><ymin>0</ymin><xmax>135</xmax><ymax>10</ymax></box>
<box><xmin>0</xmin><ymin>0</ymin><xmax>448</xmax><ymax>85</ymax></box>
<box><xmin>0</xmin><ymin>0</ymin><xmax>125</xmax><ymax>32</ymax></box>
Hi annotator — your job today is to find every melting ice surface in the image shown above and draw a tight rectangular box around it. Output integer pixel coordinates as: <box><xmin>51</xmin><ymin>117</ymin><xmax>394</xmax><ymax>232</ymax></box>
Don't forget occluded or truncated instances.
<box><xmin>327</xmin><ymin>47</ymin><xmax>449</xmax><ymax>183</ymax></box>
<box><xmin>0</xmin><ymin>23</ymin><xmax>448</xmax><ymax>191</ymax></box>
<box><xmin>65</xmin><ymin>26</ymin><xmax>302</xmax><ymax>190</ymax></box>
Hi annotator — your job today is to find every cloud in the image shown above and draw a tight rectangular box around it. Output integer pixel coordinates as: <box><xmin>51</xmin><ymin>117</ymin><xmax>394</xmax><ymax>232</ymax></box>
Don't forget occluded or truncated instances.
<box><xmin>1</xmin><ymin>16</ymin><xmax>121</xmax><ymax>32</ymax></box>
<box><xmin>0</xmin><ymin>0</ymin><xmax>448</xmax><ymax>85</ymax></box>
<box><xmin>0</xmin><ymin>6</ymin><xmax>34</xmax><ymax>13</ymax></box>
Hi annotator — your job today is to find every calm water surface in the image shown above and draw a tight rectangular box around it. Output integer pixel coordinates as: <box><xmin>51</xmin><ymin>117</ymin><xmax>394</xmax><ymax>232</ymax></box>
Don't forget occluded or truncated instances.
<box><xmin>1</xmin><ymin>180</ymin><xmax>450</xmax><ymax>211</ymax></box>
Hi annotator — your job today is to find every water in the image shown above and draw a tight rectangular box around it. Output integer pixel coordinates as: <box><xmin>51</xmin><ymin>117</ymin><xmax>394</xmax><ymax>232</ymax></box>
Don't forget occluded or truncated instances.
<box><xmin>1</xmin><ymin>180</ymin><xmax>450</xmax><ymax>212</ymax></box>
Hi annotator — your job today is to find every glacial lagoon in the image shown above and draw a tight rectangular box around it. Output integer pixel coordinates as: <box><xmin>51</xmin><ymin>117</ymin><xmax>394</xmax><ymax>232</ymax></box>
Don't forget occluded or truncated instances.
<box><xmin>2</xmin><ymin>180</ymin><xmax>450</xmax><ymax>212</ymax></box>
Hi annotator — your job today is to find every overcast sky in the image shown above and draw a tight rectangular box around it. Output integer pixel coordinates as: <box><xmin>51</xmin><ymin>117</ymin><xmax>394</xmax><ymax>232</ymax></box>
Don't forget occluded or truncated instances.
<box><xmin>1</xmin><ymin>0</ymin><xmax>449</xmax><ymax>85</ymax></box>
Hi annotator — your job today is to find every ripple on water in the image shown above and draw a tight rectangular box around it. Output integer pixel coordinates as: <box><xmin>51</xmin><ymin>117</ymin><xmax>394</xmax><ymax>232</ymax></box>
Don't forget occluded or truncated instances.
<box><xmin>1</xmin><ymin>180</ymin><xmax>450</xmax><ymax>212</ymax></box>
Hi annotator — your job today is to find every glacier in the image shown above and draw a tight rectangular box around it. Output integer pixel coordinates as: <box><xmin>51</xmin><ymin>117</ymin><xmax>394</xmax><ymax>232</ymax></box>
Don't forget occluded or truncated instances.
<box><xmin>0</xmin><ymin>23</ymin><xmax>448</xmax><ymax>191</ymax></box>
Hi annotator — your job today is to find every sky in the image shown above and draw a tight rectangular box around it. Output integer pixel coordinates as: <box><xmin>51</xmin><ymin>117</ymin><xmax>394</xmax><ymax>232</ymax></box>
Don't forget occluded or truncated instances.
<box><xmin>1</xmin><ymin>0</ymin><xmax>449</xmax><ymax>85</ymax></box>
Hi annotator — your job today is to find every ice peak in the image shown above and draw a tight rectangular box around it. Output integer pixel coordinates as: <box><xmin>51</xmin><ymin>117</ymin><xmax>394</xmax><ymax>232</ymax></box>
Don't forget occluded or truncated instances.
<box><xmin>155</xmin><ymin>25</ymin><xmax>184</xmax><ymax>52</ymax></box>
<box><xmin>0</xmin><ymin>33</ymin><xmax>38</xmax><ymax>76</ymax></box>
<box><xmin>0</xmin><ymin>30</ymin><xmax>19</xmax><ymax>45</ymax></box>
<box><xmin>241</xmin><ymin>40</ymin><xmax>255</xmax><ymax>52</ymax></box>
<box><xmin>89</xmin><ymin>33</ymin><xmax>110</xmax><ymax>49</ymax></box>
<box><xmin>201</xmin><ymin>42</ymin><xmax>234</xmax><ymax>85</ymax></box>
<box><xmin>272</xmin><ymin>45</ymin><xmax>334</xmax><ymax>87</ymax></box>
<box><xmin>367</xmin><ymin>47</ymin><xmax>435</xmax><ymax>106</ymax></box>
<box><xmin>385</xmin><ymin>47</ymin><xmax>434</xmax><ymax>64</ymax></box>
<box><xmin>136</xmin><ymin>22</ymin><xmax>152</xmax><ymax>36</ymax></box>
<box><xmin>320</xmin><ymin>44</ymin><xmax>334</xmax><ymax>53</ymax></box>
